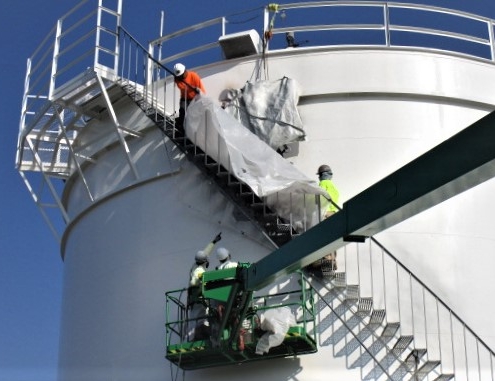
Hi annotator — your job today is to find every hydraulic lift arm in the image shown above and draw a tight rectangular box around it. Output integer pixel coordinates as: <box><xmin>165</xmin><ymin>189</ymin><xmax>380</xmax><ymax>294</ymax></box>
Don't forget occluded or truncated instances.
<box><xmin>244</xmin><ymin>110</ymin><xmax>495</xmax><ymax>291</ymax></box>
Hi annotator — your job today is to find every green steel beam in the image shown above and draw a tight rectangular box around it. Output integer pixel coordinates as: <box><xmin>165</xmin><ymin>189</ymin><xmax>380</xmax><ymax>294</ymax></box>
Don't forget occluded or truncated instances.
<box><xmin>245</xmin><ymin>110</ymin><xmax>495</xmax><ymax>291</ymax></box>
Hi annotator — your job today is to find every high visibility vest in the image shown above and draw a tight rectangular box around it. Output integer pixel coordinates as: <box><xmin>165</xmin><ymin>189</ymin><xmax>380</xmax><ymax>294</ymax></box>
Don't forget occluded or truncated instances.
<box><xmin>319</xmin><ymin>179</ymin><xmax>339</xmax><ymax>213</ymax></box>
<box><xmin>189</xmin><ymin>264</ymin><xmax>206</xmax><ymax>287</ymax></box>
<box><xmin>217</xmin><ymin>260</ymin><xmax>238</xmax><ymax>270</ymax></box>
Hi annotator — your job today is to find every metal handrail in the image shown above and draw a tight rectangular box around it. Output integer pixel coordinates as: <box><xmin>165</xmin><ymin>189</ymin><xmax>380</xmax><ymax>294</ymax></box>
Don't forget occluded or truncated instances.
<box><xmin>145</xmin><ymin>1</ymin><xmax>495</xmax><ymax>70</ymax></box>
<box><xmin>370</xmin><ymin>235</ymin><xmax>495</xmax><ymax>359</ymax></box>
<box><xmin>331</xmin><ymin>195</ymin><xmax>495</xmax><ymax>356</ymax></box>
<box><xmin>342</xmin><ymin>234</ymin><xmax>495</xmax><ymax>380</ymax></box>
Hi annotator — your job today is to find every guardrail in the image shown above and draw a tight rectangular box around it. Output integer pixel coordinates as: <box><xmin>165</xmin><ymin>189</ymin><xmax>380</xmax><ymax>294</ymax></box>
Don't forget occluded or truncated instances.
<box><xmin>149</xmin><ymin>1</ymin><xmax>495</xmax><ymax>69</ymax></box>
<box><xmin>338</xmin><ymin>236</ymin><xmax>495</xmax><ymax>380</ymax></box>
<box><xmin>20</xmin><ymin>1</ymin><xmax>495</xmax><ymax>151</ymax></box>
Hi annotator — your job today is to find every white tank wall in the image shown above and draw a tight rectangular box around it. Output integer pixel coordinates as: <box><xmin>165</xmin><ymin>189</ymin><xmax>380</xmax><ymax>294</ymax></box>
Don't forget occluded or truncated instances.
<box><xmin>60</xmin><ymin>48</ymin><xmax>495</xmax><ymax>380</ymax></box>
<box><xmin>195</xmin><ymin>48</ymin><xmax>495</xmax><ymax>347</ymax></box>
<box><xmin>60</xmin><ymin>140</ymin><xmax>362</xmax><ymax>380</ymax></box>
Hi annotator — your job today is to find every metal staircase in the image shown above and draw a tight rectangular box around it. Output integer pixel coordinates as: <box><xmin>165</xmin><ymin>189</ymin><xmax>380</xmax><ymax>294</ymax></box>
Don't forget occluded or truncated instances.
<box><xmin>119</xmin><ymin>80</ymin><xmax>299</xmax><ymax>248</ymax></box>
<box><xmin>303</xmin><ymin>236</ymin><xmax>494</xmax><ymax>381</ymax></box>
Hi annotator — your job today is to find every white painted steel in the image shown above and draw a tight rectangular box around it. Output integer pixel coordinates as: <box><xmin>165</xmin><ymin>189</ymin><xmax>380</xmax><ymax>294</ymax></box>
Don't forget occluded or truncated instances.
<box><xmin>59</xmin><ymin>48</ymin><xmax>495</xmax><ymax>380</ymax></box>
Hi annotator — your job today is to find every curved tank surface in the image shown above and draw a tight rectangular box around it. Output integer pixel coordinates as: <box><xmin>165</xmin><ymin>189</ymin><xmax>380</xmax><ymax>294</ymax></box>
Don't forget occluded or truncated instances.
<box><xmin>16</xmin><ymin>2</ymin><xmax>495</xmax><ymax>381</ymax></box>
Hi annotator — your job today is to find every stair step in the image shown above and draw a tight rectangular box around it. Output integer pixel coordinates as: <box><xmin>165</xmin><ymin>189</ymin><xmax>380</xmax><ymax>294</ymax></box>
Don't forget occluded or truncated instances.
<box><xmin>215</xmin><ymin>170</ymin><xmax>230</xmax><ymax>177</ymax></box>
<box><xmin>272</xmin><ymin>224</ymin><xmax>291</xmax><ymax>233</ymax></box>
<box><xmin>410</xmin><ymin>360</ymin><xmax>441</xmax><ymax>381</ymax></box>
<box><xmin>404</xmin><ymin>348</ymin><xmax>427</xmax><ymax>368</ymax></box>
<box><xmin>239</xmin><ymin>191</ymin><xmax>255</xmax><ymax>197</ymax></box>
<box><xmin>433</xmin><ymin>374</ymin><xmax>454</xmax><ymax>381</ymax></box>
<box><xmin>227</xmin><ymin>179</ymin><xmax>242</xmax><ymax>186</ymax></box>
<box><xmin>368</xmin><ymin>309</ymin><xmax>386</xmax><ymax>328</ymax></box>
<box><xmin>204</xmin><ymin>162</ymin><xmax>220</xmax><ymax>169</ymax></box>
<box><xmin>333</xmin><ymin>272</ymin><xmax>346</xmax><ymax>288</ymax></box>
<box><xmin>381</xmin><ymin>322</ymin><xmax>400</xmax><ymax>338</ymax></box>
<box><xmin>363</xmin><ymin>335</ymin><xmax>413</xmax><ymax>380</ymax></box>
<box><xmin>346</xmin><ymin>285</ymin><xmax>360</xmax><ymax>300</ymax></box>
<box><xmin>320</xmin><ymin>257</ymin><xmax>337</xmax><ymax>277</ymax></box>
<box><xmin>356</xmin><ymin>297</ymin><xmax>373</xmax><ymax>316</ymax></box>
<box><xmin>391</xmin><ymin>335</ymin><xmax>413</xmax><ymax>355</ymax></box>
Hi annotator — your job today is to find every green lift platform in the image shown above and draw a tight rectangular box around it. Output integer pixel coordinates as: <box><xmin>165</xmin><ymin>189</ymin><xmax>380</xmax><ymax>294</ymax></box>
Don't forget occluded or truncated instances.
<box><xmin>164</xmin><ymin>265</ymin><xmax>317</xmax><ymax>370</ymax></box>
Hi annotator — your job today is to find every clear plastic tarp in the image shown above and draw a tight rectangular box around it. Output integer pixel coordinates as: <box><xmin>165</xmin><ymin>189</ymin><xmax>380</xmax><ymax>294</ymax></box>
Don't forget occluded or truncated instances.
<box><xmin>220</xmin><ymin>77</ymin><xmax>306</xmax><ymax>151</ymax></box>
<box><xmin>255</xmin><ymin>306</ymin><xmax>297</xmax><ymax>355</ymax></box>
<box><xmin>185</xmin><ymin>94</ymin><xmax>329</xmax><ymax>232</ymax></box>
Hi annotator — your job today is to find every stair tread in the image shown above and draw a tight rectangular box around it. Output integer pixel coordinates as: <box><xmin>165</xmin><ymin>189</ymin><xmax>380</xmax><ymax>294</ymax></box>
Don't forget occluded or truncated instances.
<box><xmin>433</xmin><ymin>374</ymin><xmax>455</xmax><ymax>381</ymax></box>
<box><xmin>357</xmin><ymin>297</ymin><xmax>373</xmax><ymax>316</ymax></box>
<box><xmin>369</xmin><ymin>309</ymin><xmax>386</xmax><ymax>327</ymax></box>
<box><xmin>405</xmin><ymin>348</ymin><xmax>427</xmax><ymax>365</ymax></box>
<box><xmin>408</xmin><ymin>360</ymin><xmax>441</xmax><ymax>381</ymax></box>
<box><xmin>381</xmin><ymin>322</ymin><xmax>400</xmax><ymax>337</ymax></box>
<box><xmin>346</xmin><ymin>284</ymin><xmax>360</xmax><ymax>300</ymax></box>
<box><xmin>392</xmin><ymin>335</ymin><xmax>413</xmax><ymax>354</ymax></box>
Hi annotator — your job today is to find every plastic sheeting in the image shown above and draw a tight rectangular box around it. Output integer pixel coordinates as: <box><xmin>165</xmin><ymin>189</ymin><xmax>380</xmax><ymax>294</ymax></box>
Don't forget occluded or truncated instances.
<box><xmin>255</xmin><ymin>307</ymin><xmax>297</xmax><ymax>355</ymax></box>
<box><xmin>220</xmin><ymin>77</ymin><xmax>306</xmax><ymax>151</ymax></box>
<box><xmin>185</xmin><ymin>95</ymin><xmax>329</xmax><ymax>232</ymax></box>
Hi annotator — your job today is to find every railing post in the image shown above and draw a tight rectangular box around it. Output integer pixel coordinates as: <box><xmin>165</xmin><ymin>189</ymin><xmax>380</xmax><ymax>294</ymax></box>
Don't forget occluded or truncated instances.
<box><xmin>488</xmin><ymin>20</ymin><xmax>495</xmax><ymax>63</ymax></box>
<box><xmin>114</xmin><ymin>0</ymin><xmax>123</xmax><ymax>74</ymax></box>
<box><xmin>94</xmin><ymin>0</ymin><xmax>103</xmax><ymax>69</ymax></box>
<box><xmin>49</xmin><ymin>19</ymin><xmax>63</xmax><ymax>100</ymax></box>
<box><xmin>19</xmin><ymin>58</ymin><xmax>32</xmax><ymax>138</ymax></box>
<box><xmin>384</xmin><ymin>3</ymin><xmax>391</xmax><ymax>47</ymax></box>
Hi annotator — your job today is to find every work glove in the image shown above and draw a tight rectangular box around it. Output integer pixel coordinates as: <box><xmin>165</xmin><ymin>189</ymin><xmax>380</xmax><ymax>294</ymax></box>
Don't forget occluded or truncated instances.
<box><xmin>212</xmin><ymin>232</ymin><xmax>222</xmax><ymax>244</ymax></box>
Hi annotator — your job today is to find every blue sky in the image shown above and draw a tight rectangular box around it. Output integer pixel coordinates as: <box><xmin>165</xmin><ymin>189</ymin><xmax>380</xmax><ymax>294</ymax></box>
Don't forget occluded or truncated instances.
<box><xmin>1</xmin><ymin>1</ymin><xmax>495</xmax><ymax>380</ymax></box>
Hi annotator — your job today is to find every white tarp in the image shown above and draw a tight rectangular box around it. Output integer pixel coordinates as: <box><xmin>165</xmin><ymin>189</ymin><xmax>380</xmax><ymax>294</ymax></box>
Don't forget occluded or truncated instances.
<box><xmin>221</xmin><ymin>77</ymin><xmax>306</xmax><ymax>151</ymax></box>
<box><xmin>255</xmin><ymin>306</ymin><xmax>297</xmax><ymax>355</ymax></box>
<box><xmin>185</xmin><ymin>95</ymin><xmax>329</xmax><ymax>232</ymax></box>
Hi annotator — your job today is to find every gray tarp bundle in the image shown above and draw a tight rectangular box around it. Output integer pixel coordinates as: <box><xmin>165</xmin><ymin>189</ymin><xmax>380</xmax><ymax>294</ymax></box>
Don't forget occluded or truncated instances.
<box><xmin>220</xmin><ymin>77</ymin><xmax>306</xmax><ymax>151</ymax></box>
<box><xmin>185</xmin><ymin>94</ymin><xmax>329</xmax><ymax>232</ymax></box>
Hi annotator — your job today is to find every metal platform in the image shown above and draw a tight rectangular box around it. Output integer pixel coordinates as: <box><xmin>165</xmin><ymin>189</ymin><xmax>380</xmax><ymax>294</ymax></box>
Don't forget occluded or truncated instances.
<box><xmin>164</xmin><ymin>269</ymin><xmax>317</xmax><ymax>370</ymax></box>
<box><xmin>166</xmin><ymin>325</ymin><xmax>317</xmax><ymax>370</ymax></box>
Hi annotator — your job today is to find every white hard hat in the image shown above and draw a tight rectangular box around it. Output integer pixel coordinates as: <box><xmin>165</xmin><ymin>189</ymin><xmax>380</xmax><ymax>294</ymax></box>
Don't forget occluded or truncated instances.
<box><xmin>174</xmin><ymin>63</ymin><xmax>186</xmax><ymax>76</ymax></box>
<box><xmin>216</xmin><ymin>247</ymin><xmax>230</xmax><ymax>261</ymax></box>
<box><xmin>195</xmin><ymin>250</ymin><xmax>208</xmax><ymax>263</ymax></box>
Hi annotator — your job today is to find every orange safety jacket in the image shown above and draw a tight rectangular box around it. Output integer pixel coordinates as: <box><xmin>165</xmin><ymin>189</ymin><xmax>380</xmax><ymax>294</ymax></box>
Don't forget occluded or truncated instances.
<box><xmin>174</xmin><ymin>70</ymin><xmax>206</xmax><ymax>101</ymax></box>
